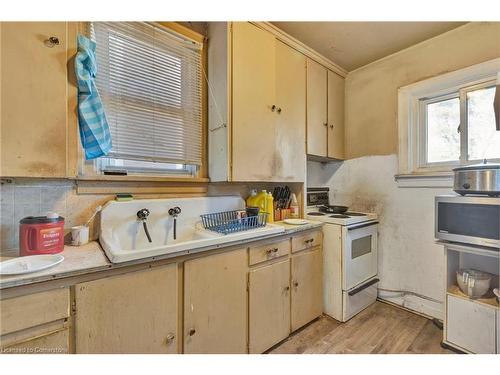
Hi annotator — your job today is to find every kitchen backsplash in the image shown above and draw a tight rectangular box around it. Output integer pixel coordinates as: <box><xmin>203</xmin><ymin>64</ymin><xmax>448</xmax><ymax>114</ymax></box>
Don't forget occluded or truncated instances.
<box><xmin>0</xmin><ymin>179</ymin><xmax>303</xmax><ymax>256</ymax></box>
<box><xmin>0</xmin><ymin>179</ymin><xmax>111</xmax><ymax>254</ymax></box>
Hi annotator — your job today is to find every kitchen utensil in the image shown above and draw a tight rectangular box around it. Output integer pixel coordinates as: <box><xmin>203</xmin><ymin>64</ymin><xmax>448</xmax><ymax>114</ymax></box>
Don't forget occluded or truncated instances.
<box><xmin>19</xmin><ymin>213</ymin><xmax>65</xmax><ymax>256</ymax></box>
<box><xmin>456</xmin><ymin>268</ymin><xmax>492</xmax><ymax>298</ymax></box>
<box><xmin>283</xmin><ymin>219</ymin><xmax>308</xmax><ymax>225</ymax></box>
<box><xmin>85</xmin><ymin>205</ymin><xmax>102</xmax><ymax>226</ymax></box>
<box><xmin>0</xmin><ymin>254</ymin><xmax>64</xmax><ymax>275</ymax></box>
<box><xmin>453</xmin><ymin>160</ymin><xmax>500</xmax><ymax>196</ymax></box>
<box><xmin>71</xmin><ymin>225</ymin><xmax>90</xmax><ymax>246</ymax></box>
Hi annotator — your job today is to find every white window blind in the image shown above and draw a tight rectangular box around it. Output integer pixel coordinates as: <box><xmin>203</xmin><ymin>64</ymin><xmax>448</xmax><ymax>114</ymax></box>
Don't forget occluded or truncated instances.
<box><xmin>91</xmin><ymin>22</ymin><xmax>203</xmax><ymax>166</ymax></box>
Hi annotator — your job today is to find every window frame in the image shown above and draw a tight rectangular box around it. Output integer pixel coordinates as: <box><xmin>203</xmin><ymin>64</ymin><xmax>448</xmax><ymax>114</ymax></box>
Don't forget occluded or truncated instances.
<box><xmin>398</xmin><ymin>58</ymin><xmax>500</xmax><ymax>177</ymax></box>
<box><xmin>77</xmin><ymin>21</ymin><xmax>208</xmax><ymax>182</ymax></box>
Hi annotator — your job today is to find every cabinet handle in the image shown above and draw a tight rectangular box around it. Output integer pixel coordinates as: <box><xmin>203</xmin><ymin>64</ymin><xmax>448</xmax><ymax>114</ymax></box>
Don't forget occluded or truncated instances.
<box><xmin>284</xmin><ymin>286</ymin><xmax>290</xmax><ymax>292</ymax></box>
<box><xmin>165</xmin><ymin>333</ymin><xmax>175</xmax><ymax>343</ymax></box>
<box><xmin>304</xmin><ymin>238</ymin><xmax>314</xmax><ymax>244</ymax></box>
<box><xmin>293</xmin><ymin>281</ymin><xmax>299</xmax><ymax>287</ymax></box>
<box><xmin>44</xmin><ymin>36</ymin><xmax>60</xmax><ymax>48</ymax></box>
<box><xmin>266</xmin><ymin>247</ymin><xmax>279</xmax><ymax>255</ymax></box>
<box><xmin>271</xmin><ymin>104</ymin><xmax>276</xmax><ymax>112</ymax></box>
<box><xmin>323</xmin><ymin>122</ymin><xmax>328</xmax><ymax>127</ymax></box>
<box><xmin>188</xmin><ymin>328</ymin><xmax>196</xmax><ymax>337</ymax></box>
<box><xmin>277</xmin><ymin>107</ymin><xmax>282</xmax><ymax>114</ymax></box>
<box><xmin>330</xmin><ymin>124</ymin><xmax>334</xmax><ymax>129</ymax></box>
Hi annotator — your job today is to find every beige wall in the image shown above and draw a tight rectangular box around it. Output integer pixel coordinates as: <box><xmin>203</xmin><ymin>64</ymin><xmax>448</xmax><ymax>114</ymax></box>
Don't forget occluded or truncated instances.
<box><xmin>345</xmin><ymin>22</ymin><xmax>500</xmax><ymax>159</ymax></box>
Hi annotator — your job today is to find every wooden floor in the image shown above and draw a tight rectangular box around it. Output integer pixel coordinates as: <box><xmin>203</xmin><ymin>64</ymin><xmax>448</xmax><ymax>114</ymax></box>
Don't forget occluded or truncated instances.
<box><xmin>269</xmin><ymin>301</ymin><xmax>454</xmax><ymax>354</ymax></box>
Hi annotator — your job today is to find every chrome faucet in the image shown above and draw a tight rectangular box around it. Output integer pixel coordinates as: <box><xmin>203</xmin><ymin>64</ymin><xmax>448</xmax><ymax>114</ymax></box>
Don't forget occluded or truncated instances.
<box><xmin>168</xmin><ymin>206</ymin><xmax>181</xmax><ymax>240</ymax></box>
<box><xmin>137</xmin><ymin>208</ymin><xmax>152</xmax><ymax>243</ymax></box>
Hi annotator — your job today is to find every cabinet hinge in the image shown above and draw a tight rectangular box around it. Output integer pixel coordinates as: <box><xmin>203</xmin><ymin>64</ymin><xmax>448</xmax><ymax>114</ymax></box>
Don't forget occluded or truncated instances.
<box><xmin>71</xmin><ymin>300</ymin><xmax>77</xmax><ymax>315</ymax></box>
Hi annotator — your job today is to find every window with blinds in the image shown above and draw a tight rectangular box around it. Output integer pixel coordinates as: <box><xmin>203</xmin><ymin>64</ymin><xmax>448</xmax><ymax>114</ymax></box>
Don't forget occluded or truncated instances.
<box><xmin>91</xmin><ymin>22</ymin><xmax>203</xmax><ymax>174</ymax></box>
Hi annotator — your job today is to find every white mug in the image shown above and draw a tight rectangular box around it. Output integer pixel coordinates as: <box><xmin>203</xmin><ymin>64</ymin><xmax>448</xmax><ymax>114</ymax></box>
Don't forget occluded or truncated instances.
<box><xmin>71</xmin><ymin>225</ymin><xmax>89</xmax><ymax>246</ymax></box>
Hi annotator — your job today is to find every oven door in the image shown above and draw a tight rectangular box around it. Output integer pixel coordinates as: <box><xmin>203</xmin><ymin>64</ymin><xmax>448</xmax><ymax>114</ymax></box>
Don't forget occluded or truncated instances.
<box><xmin>342</xmin><ymin>221</ymin><xmax>378</xmax><ymax>291</ymax></box>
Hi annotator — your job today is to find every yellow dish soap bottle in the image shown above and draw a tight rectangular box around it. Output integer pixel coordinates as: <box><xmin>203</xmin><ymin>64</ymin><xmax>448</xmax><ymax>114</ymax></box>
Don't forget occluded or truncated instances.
<box><xmin>266</xmin><ymin>192</ymin><xmax>274</xmax><ymax>223</ymax></box>
<box><xmin>254</xmin><ymin>190</ymin><xmax>268</xmax><ymax>216</ymax></box>
<box><xmin>246</xmin><ymin>189</ymin><xmax>258</xmax><ymax>207</ymax></box>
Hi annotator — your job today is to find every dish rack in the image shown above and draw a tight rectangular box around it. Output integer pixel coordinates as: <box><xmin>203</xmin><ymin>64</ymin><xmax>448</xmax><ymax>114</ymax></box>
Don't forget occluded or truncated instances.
<box><xmin>200</xmin><ymin>210</ymin><xmax>268</xmax><ymax>235</ymax></box>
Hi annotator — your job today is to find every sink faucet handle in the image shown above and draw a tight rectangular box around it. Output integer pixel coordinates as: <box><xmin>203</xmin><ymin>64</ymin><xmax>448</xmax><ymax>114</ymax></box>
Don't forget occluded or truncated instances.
<box><xmin>137</xmin><ymin>208</ymin><xmax>150</xmax><ymax>221</ymax></box>
<box><xmin>168</xmin><ymin>207</ymin><xmax>181</xmax><ymax>216</ymax></box>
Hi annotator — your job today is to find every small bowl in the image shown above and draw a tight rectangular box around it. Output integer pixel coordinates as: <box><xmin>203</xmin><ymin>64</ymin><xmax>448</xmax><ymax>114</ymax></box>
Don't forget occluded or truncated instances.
<box><xmin>456</xmin><ymin>269</ymin><xmax>492</xmax><ymax>298</ymax></box>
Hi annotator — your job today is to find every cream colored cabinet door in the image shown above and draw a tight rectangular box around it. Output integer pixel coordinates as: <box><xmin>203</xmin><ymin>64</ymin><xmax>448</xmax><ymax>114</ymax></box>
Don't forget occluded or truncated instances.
<box><xmin>446</xmin><ymin>295</ymin><xmax>496</xmax><ymax>354</ymax></box>
<box><xmin>231</xmin><ymin>22</ymin><xmax>276</xmax><ymax>181</ymax></box>
<box><xmin>249</xmin><ymin>259</ymin><xmax>291</xmax><ymax>353</ymax></box>
<box><xmin>306</xmin><ymin>58</ymin><xmax>327</xmax><ymax>157</ymax></box>
<box><xmin>291</xmin><ymin>248</ymin><xmax>323</xmax><ymax>331</ymax></box>
<box><xmin>274</xmin><ymin>40</ymin><xmax>306</xmax><ymax>182</ymax></box>
<box><xmin>74</xmin><ymin>264</ymin><xmax>179</xmax><ymax>354</ymax></box>
<box><xmin>327</xmin><ymin>70</ymin><xmax>345</xmax><ymax>160</ymax></box>
<box><xmin>184</xmin><ymin>248</ymin><xmax>247</xmax><ymax>354</ymax></box>
<box><xmin>1</xmin><ymin>22</ymin><xmax>69</xmax><ymax>177</ymax></box>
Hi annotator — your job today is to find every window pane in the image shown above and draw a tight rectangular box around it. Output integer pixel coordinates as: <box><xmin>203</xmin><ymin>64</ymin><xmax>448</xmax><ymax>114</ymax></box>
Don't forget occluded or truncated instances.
<box><xmin>467</xmin><ymin>86</ymin><xmax>500</xmax><ymax>160</ymax></box>
<box><xmin>426</xmin><ymin>97</ymin><xmax>460</xmax><ymax>163</ymax></box>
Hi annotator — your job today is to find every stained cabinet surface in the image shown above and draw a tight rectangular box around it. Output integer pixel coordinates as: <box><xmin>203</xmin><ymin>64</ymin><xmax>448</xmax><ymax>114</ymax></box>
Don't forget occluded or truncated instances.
<box><xmin>1</xmin><ymin>22</ymin><xmax>70</xmax><ymax>177</ymax></box>
<box><xmin>291</xmin><ymin>248</ymin><xmax>323</xmax><ymax>331</ymax></box>
<box><xmin>74</xmin><ymin>264</ymin><xmax>179</xmax><ymax>354</ymax></box>
<box><xmin>306</xmin><ymin>59</ymin><xmax>328</xmax><ymax>157</ymax></box>
<box><xmin>249</xmin><ymin>259</ymin><xmax>291</xmax><ymax>353</ymax></box>
<box><xmin>327</xmin><ymin>70</ymin><xmax>345</xmax><ymax>159</ymax></box>
<box><xmin>183</xmin><ymin>248</ymin><xmax>248</xmax><ymax>353</ymax></box>
<box><xmin>306</xmin><ymin>58</ymin><xmax>345</xmax><ymax>160</ymax></box>
<box><xmin>212</xmin><ymin>22</ymin><xmax>306</xmax><ymax>182</ymax></box>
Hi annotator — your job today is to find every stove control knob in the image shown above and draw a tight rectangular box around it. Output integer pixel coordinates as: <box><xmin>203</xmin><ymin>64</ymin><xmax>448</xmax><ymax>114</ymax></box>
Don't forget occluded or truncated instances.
<box><xmin>462</xmin><ymin>183</ymin><xmax>470</xmax><ymax>189</ymax></box>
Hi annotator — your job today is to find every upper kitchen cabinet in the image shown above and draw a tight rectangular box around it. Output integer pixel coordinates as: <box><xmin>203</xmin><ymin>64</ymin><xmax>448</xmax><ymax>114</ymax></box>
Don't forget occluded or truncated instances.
<box><xmin>306</xmin><ymin>58</ymin><xmax>345</xmax><ymax>160</ymax></box>
<box><xmin>327</xmin><ymin>70</ymin><xmax>345</xmax><ymax>159</ymax></box>
<box><xmin>306</xmin><ymin>59</ymin><xmax>328</xmax><ymax>157</ymax></box>
<box><xmin>208</xmin><ymin>22</ymin><xmax>306</xmax><ymax>182</ymax></box>
<box><xmin>0</xmin><ymin>22</ymin><xmax>77</xmax><ymax>178</ymax></box>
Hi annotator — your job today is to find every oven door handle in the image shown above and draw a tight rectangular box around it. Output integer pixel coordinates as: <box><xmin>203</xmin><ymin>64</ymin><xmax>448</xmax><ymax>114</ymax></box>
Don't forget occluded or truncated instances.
<box><xmin>348</xmin><ymin>278</ymin><xmax>380</xmax><ymax>296</ymax></box>
<box><xmin>347</xmin><ymin>221</ymin><xmax>379</xmax><ymax>231</ymax></box>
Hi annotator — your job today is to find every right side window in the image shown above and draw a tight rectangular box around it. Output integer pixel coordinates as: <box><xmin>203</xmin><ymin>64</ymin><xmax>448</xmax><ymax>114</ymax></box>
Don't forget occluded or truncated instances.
<box><xmin>419</xmin><ymin>80</ymin><xmax>500</xmax><ymax>169</ymax></box>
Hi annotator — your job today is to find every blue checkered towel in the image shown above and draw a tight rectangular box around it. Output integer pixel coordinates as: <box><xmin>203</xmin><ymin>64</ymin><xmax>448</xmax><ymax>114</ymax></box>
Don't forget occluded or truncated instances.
<box><xmin>75</xmin><ymin>34</ymin><xmax>112</xmax><ymax>160</ymax></box>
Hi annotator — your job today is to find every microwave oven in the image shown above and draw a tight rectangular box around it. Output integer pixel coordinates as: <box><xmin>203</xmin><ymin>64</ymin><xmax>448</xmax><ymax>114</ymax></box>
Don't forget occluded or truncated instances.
<box><xmin>435</xmin><ymin>195</ymin><xmax>500</xmax><ymax>248</ymax></box>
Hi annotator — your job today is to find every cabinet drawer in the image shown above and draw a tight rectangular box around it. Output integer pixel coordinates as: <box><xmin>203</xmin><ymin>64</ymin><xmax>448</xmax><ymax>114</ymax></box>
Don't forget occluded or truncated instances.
<box><xmin>0</xmin><ymin>288</ymin><xmax>69</xmax><ymax>336</ymax></box>
<box><xmin>248</xmin><ymin>238</ymin><xmax>290</xmax><ymax>266</ymax></box>
<box><xmin>291</xmin><ymin>230</ymin><xmax>322</xmax><ymax>253</ymax></box>
<box><xmin>446</xmin><ymin>295</ymin><xmax>496</xmax><ymax>354</ymax></box>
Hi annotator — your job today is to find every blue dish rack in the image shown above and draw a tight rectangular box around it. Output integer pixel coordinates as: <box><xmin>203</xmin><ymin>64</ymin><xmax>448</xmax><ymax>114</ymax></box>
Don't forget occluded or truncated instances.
<box><xmin>200</xmin><ymin>210</ymin><xmax>268</xmax><ymax>235</ymax></box>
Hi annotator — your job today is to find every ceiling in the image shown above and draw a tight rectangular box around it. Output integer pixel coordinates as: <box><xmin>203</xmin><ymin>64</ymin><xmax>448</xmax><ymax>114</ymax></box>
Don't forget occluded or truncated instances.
<box><xmin>272</xmin><ymin>22</ymin><xmax>467</xmax><ymax>71</ymax></box>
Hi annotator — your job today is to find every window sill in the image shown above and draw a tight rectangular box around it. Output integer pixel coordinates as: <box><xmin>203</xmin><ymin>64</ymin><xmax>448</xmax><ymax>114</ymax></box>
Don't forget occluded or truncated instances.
<box><xmin>394</xmin><ymin>173</ymin><xmax>453</xmax><ymax>188</ymax></box>
<box><xmin>74</xmin><ymin>175</ymin><xmax>209</xmax><ymax>183</ymax></box>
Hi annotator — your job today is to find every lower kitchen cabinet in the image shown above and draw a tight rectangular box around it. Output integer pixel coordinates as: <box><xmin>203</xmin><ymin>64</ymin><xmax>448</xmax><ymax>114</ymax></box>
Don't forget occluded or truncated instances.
<box><xmin>183</xmin><ymin>248</ymin><xmax>247</xmax><ymax>354</ymax></box>
<box><xmin>74</xmin><ymin>264</ymin><xmax>179</xmax><ymax>354</ymax></box>
<box><xmin>291</xmin><ymin>248</ymin><xmax>323</xmax><ymax>331</ymax></box>
<box><xmin>249</xmin><ymin>259</ymin><xmax>291</xmax><ymax>353</ymax></box>
<box><xmin>446</xmin><ymin>295</ymin><xmax>497</xmax><ymax>354</ymax></box>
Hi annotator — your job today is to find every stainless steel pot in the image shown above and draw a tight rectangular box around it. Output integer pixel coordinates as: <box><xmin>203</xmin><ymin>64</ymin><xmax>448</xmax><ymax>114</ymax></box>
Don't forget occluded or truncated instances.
<box><xmin>453</xmin><ymin>160</ymin><xmax>500</xmax><ymax>196</ymax></box>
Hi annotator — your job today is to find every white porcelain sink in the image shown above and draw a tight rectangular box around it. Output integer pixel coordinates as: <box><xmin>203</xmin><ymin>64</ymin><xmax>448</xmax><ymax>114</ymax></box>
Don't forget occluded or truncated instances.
<box><xmin>99</xmin><ymin>196</ymin><xmax>285</xmax><ymax>263</ymax></box>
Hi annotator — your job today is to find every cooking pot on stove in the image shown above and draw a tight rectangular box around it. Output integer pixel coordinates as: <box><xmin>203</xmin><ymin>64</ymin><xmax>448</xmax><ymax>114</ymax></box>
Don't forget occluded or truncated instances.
<box><xmin>453</xmin><ymin>160</ymin><xmax>500</xmax><ymax>197</ymax></box>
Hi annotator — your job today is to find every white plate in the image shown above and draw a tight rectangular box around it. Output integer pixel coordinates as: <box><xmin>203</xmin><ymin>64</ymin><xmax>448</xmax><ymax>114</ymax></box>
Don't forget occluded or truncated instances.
<box><xmin>283</xmin><ymin>219</ymin><xmax>309</xmax><ymax>225</ymax></box>
<box><xmin>0</xmin><ymin>254</ymin><xmax>64</xmax><ymax>276</ymax></box>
